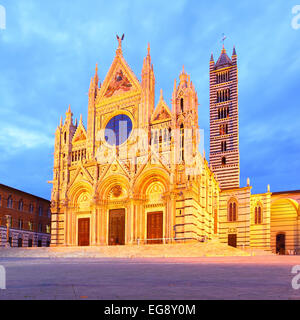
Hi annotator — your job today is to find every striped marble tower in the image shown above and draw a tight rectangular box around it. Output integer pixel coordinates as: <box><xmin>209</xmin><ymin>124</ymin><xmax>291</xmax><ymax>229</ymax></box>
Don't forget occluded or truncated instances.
<box><xmin>209</xmin><ymin>46</ymin><xmax>240</xmax><ymax>189</ymax></box>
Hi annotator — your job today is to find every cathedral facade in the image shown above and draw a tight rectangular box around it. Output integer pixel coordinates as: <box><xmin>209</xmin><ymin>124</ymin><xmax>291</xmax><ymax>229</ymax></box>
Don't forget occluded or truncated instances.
<box><xmin>50</xmin><ymin>38</ymin><xmax>300</xmax><ymax>254</ymax></box>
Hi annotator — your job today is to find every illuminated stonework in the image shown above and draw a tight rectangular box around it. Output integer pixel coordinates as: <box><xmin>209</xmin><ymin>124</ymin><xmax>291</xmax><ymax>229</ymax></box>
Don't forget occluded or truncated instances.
<box><xmin>50</xmin><ymin>39</ymin><xmax>300</xmax><ymax>254</ymax></box>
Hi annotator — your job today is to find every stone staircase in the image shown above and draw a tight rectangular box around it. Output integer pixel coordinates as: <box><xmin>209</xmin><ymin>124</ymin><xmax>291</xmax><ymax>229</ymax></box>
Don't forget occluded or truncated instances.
<box><xmin>0</xmin><ymin>240</ymin><xmax>252</xmax><ymax>258</ymax></box>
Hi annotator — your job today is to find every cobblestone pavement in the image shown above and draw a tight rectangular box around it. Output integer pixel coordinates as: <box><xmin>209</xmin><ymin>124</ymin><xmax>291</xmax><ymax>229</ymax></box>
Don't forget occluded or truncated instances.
<box><xmin>0</xmin><ymin>256</ymin><xmax>300</xmax><ymax>300</ymax></box>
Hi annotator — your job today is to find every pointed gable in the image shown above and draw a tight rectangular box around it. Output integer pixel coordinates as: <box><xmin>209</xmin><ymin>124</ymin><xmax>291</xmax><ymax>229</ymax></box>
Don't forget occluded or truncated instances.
<box><xmin>151</xmin><ymin>90</ymin><xmax>172</xmax><ymax>123</ymax></box>
<box><xmin>99</xmin><ymin>50</ymin><xmax>141</xmax><ymax>100</ymax></box>
<box><xmin>72</xmin><ymin>117</ymin><xmax>87</xmax><ymax>144</ymax></box>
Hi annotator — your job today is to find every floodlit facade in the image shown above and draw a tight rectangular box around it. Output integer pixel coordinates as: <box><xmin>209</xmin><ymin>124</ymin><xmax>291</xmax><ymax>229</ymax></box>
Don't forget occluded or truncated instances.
<box><xmin>50</xmin><ymin>39</ymin><xmax>300</xmax><ymax>254</ymax></box>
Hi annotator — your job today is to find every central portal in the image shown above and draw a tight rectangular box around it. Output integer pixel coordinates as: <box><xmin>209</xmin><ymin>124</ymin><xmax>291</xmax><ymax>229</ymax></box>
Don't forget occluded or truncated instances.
<box><xmin>147</xmin><ymin>212</ymin><xmax>163</xmax><ymax>244</ymax></box>
<box><xmin>109</xmin><ymin>209</ymin><xmax>126</xmax><ymax>246</ymax></box>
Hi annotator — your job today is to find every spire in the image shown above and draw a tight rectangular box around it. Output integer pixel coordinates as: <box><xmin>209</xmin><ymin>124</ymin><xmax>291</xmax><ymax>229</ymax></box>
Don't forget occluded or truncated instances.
<box><xmin>215</xmin><ymin>45</ymin><xmax>233</xmax><ymax>69</ymax></box>
<box><xmin>94</xmin><ymin>63</ymin><xmax>99</xmax><ymax>86</ymax></box>
<box><xmin>160</xmin><ymin>89</ymin><xmax>163</xmax><ymax>101</ymax></box>
<box><xmin>65</xmin><ymin>105</ymin><xmax>73</xmax><ymax>125</ymax></box>
<box><xmin>141</xmin><ymin>41</ymin><xmax>155</xmax><ymax>125</ymax></box>
<box><xmin>179</xmin><ymin>65</ymin><xmax>188</xmax><ymax>84</ymax></box>
<box><xmin>232</xmin><ymin>46</ymin><xmax>237</xmax><ymax>56</ymax></box>
<box><xmin>147</xmin><ymin>42</ymin><xmax>150</xmax><ymax>56</ymax></box>
<box><xmin>210</xmin><ymin>53</ymin><xmax>214</xmax><ymax>62</ymax></box>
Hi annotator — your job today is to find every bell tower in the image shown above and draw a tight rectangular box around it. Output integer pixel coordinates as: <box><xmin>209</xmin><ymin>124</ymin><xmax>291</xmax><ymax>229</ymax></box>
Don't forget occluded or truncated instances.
<box><xmin>209</xmin><ymin>46</ymin><xmax>240</xmax><ymax>189</ymax></box>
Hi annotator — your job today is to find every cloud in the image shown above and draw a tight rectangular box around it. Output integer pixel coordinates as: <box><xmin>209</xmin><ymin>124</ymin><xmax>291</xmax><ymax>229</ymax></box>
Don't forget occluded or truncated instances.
<box><xmin>0</xmin><ymin>124</ymin><xmax>53</xmax><ymax>156</ymax></box>
<box><xmin>0</xmin><ymin>0</ymin><xmax>299</xmax><ymax>198</ymax></box>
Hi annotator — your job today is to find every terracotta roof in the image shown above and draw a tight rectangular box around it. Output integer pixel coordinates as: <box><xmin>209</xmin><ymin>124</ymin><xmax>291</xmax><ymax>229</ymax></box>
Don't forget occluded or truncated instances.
<box><xmin>0</xmin><ymin>183</ymin><xmax>50</xmax><ymax>202</ymax></box>
<box><xmin>272</xmin><ymin>190</ymin><xmax>300</xmax><ymax>195</ymax></box>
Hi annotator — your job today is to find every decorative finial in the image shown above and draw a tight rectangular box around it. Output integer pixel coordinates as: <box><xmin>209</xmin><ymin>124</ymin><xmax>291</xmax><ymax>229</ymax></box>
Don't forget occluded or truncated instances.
<box><xmin>116</xmin><ymin>34</ymin><xmax>125</xmax><ymax>53</ymax></box>
<box><xmin>247</xmin><ymin>177</ymin><xmax>250</xmax><ymax>187</ymax></box>
<box><xmin>267</xmin><ymin>184</ymin><xmax>271</xmax><ymax>193</ymax></box>
<box><xmin>147</xmin><ymin>42</ymin><xmax>150</xmax><ymax>55</ymax></box>
<box><xmin>160</xmin><ymin>89</ymin><xmax>163</xmax><ymax>100</ymax></box>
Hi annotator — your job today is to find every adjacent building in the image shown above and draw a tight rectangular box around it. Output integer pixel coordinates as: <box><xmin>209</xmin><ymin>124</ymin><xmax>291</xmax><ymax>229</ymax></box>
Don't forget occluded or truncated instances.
<box><xmin>0</xmin><ymin>184</ymin><xmax>51</xmax><ymax>247</ymax></box>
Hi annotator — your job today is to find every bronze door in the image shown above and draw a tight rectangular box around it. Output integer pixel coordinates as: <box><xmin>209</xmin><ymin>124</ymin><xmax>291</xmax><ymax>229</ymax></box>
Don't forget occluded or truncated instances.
<box><xmin>78</xmin><ymin>218</ymin><xmax>90</xmax><ymax>247</ymax></box>
<box><xmin>228</xmin><ymin>234</ymin><xmax>237</xmax><ymax>248</ymax></box>
<box><xmin>147</xmin><ymin>212</ymin><xmax>163</xmax><ymax>244</ymax></box>
<box><xmin>109</xmin><ymin>209</ymin><xmax>125</xmax><ymax>246</ymax></box>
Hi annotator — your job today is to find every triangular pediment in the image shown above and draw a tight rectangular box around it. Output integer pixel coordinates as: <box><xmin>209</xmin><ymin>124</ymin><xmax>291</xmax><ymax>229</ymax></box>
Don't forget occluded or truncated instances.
<box><xmin>151</xmin><ymin>97</ymin><xmax>172</xmax><ymax>123</ymax></box>
<box><xmin>100</xmin><ymin>157</ymin><xmax>131</xmax><ymax>181</ymax></box>
<box><xmin>99</xmin><ymin>53</ymin><xmax>141</xmax><ymax>101</ymax></box>
<box><xmin>72</xmin><ymin>121</ymin><xmax>87</xmax><ymax>144</ymax></box>
<box><xmin>68</xmin><ymin>164</ymin><xmax>94</xmax><ymax>190</ymax></box>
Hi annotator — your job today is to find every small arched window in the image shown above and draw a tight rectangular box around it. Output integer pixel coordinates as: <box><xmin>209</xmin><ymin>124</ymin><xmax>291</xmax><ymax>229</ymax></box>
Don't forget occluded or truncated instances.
<box><xmin>255</xmin><ymin>205</ymin><xmax>263</xmax><ymax>224</ymax></box>
<box><xmin>7</xmin><ymin>196</ymin><xmax>13</xmax><ymax>209</ymax></box>
<box><xmin>228</xmin><ymin>199</ymin><xmax>238</xmax><ymax>222</ymax></box>
<box><xmin>64</xmin><ymin>132</ymin><xmax>67</xmax><ymax>144</ymax></box>
<box><xmin>180</xmin><ymin>98</ymin><xmax>184</xmax><ymax>113</ymax></box>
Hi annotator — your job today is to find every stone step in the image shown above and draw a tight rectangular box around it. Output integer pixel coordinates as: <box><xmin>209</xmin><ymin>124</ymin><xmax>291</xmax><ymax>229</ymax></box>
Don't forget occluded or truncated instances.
<box><xmin>0</xmin><ymin>242</ymin><xmax>252</xmax><ymax>258</ymax></box>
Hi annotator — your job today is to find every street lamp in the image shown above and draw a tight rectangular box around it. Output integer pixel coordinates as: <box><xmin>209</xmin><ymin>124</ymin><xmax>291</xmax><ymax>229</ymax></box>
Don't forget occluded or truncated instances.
<box><xmin>5</xmin><ymin>215</ymin><xmax>11</xmax><ymax>248</ymax></box>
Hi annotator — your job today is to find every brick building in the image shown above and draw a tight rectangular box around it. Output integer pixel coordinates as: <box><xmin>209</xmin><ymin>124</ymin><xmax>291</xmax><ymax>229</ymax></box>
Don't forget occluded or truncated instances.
<box><xmin>0</xmin><ymin>184</ymin><xmax>51</xmax><ymax>247</ymax></box>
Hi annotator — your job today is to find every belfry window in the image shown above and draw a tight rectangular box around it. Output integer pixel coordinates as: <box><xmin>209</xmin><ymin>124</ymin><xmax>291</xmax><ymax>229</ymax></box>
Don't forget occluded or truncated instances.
<box><xmin>220</xmin><ymin>124</ymin><xmax>228</xmax><ymax>135</ymax></box>
<box><xmin>222</xmin><ymin>157</ymin><xmax>226</xmax><ymax>165</ymax></box>
<box><xmin>228</xmin><ymin>200</ymin><xmax>238</xmax><ymax>222</ymax></box>
<box><xmin>216</xmin><ymin>71</ymin><xmax>230</xmax><ymax>84</ymax></box>
<box><xmin>255</xmin><ymin>205</ymin><xmax>263</xmax><ymax>224</ymax></box>
<box><xmin>217</xmin><ymin>89</ymin><xmax>231</xmax><ymax>103</ymax></box>
<box><xmin>218</xmin><ymin>107</ymin><xmax>230</xmax><ymax>119</ymax></box>
<box><xmin>221</xmin><ymin>141</ymin><xmax>227</xmax><ymax>152</ymax></box>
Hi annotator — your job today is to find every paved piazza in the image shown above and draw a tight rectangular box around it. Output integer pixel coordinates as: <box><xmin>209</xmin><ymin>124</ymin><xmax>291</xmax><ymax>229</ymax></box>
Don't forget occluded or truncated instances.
<box><xmin>0</xmin><ymin>256</ymin><xmax>300</xmax><ymax>300</ymax></box>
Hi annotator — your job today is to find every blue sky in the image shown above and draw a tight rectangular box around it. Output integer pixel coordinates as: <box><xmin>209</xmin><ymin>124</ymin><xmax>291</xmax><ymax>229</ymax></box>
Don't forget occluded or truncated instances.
<box><xmin>0</xmin><ymin>0</ymin><xmax>299</xmax><ymax>199</ymax></box>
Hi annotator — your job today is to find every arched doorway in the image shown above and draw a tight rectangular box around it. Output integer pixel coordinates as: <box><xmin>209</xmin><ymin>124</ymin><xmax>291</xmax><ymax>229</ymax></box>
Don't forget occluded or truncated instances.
<box><xmin>276</xmin><ymin>233</ymin><xmax>286</xmax><ymax>255</ymax></box>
